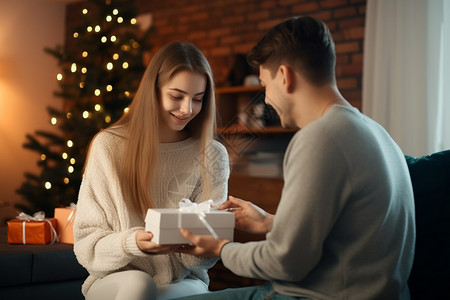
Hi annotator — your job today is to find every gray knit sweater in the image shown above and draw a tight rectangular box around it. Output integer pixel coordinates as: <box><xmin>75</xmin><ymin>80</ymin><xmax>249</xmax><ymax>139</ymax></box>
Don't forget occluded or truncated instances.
<box><xmin>74</xmin><ymin>128</ymin><xmax>230</xmax><ymax>296</ymax></box>
<box><xmin>221</xmin><ymin>105</ymin><xmax>415</xmax><ymax>299</ymax></box>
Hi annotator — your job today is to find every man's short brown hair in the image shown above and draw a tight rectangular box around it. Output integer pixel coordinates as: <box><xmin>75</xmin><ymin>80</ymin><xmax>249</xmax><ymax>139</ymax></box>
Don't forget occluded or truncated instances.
<box><xmin>247</xmin><ymin>16</ymin><xmax>336</xmax><ymax>86</ymax></box>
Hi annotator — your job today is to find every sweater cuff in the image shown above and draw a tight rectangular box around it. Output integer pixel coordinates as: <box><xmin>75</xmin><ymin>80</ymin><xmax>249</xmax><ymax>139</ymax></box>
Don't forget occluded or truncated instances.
<box><xmin>123</xmin><ymin>228</ymin><xmax>148</xmax><ymax>257</ymax></box>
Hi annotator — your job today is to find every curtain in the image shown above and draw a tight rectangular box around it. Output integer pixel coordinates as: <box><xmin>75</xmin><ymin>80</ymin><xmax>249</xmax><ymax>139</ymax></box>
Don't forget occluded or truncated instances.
<box><xmin>363</xmin><ymin>0</ymin><xmax>450</xmax><ymax>156</ymax></box>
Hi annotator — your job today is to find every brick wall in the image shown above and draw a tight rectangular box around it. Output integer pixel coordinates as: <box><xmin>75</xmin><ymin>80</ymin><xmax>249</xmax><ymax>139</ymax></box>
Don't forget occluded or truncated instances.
<box><xmin>66</xmin><ymin>0</ymin><xmax>366</xmax><ymax>109</ymax></box>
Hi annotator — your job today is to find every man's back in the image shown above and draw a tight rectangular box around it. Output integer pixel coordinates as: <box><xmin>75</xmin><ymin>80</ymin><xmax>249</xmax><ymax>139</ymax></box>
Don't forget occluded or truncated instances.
<box><xmin>268</xmin><ymin>105</ymin><xmax>415</xmax><ymax>299</ymax></box>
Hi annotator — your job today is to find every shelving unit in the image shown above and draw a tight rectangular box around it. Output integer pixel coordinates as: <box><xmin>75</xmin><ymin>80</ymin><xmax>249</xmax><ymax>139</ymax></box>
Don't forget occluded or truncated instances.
<box><xmin>215</xmin><ymin>85</ymin><xmax>297</xmax><ymax>179</ymax></box>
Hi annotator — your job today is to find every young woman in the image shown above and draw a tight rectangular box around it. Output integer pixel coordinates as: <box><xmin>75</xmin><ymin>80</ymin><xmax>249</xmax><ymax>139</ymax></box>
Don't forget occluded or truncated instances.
<box><xmin>73</xmin><ymin>42</ymin><xmax>230</xmax><ymax>300</ymax></box>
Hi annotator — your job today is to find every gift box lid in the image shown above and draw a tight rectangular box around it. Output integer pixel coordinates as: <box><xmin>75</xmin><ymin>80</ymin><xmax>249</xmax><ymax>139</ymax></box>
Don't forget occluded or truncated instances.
<box><xmin>145</xmin><ymin>208</ymin><xmax>235</xmax><ymax>229</ymax></box>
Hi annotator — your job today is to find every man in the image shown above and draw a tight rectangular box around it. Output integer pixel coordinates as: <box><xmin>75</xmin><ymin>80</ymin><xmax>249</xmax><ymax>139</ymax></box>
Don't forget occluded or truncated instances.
<box><xmin>177</xmin><ymin>16</ymin><xmax>415</xmax><ymax>300</ymax></box>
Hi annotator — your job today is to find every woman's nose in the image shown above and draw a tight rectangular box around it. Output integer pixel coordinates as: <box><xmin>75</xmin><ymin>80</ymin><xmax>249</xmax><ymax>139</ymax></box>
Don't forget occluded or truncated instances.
<box><xmin>180</xmin><ymin>99</ymin><xmax>193</xmax><ymax>114</ymax></box>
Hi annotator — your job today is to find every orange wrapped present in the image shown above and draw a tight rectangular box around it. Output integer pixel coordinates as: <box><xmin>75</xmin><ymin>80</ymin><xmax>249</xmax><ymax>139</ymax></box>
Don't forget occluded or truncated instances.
<box><xmin>7</xmin><ymin>211</ymin><xmax>58</xmax><ymax>245</ymax></box>
<box><xmin>54</xmin><ymin>203</ymin><xmax>76</xmax><ymax>244</ymax></box>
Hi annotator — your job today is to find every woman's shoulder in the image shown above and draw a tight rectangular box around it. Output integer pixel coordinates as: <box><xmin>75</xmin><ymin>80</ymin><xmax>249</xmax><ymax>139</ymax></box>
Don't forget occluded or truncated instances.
<box><xmin>90</xmin><ymin>126</ymin><xmax>127</xmax><ymax>154</ymax></box>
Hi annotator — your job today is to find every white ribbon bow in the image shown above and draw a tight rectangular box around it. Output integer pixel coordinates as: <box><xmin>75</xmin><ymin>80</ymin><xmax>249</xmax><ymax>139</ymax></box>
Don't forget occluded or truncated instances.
<box><xmin>16</xmin><ymin>211</ymin><xmax>59</xmax><ymax>244</ymax></box>
<box><xmin>178</xmin><ymin>198</ymin><xmax>219</xmax><ymax>240</ymax></box>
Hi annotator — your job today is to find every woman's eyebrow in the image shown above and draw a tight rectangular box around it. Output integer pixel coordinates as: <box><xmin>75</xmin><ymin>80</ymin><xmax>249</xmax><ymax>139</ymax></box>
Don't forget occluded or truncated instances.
<box><xmin>169</xmin><ymin>88</ymin><xmax>205</xmax><ymax>96</ymax></box>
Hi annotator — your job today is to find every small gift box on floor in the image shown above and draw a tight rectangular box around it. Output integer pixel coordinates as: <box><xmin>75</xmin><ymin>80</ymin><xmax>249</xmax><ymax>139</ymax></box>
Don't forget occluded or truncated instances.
<box><xmin>145</xmin><ymin>199</ymin><xmax>235</xmax><ymax>244</ymax></box>
<box><xmin>7</xmin><ymin>211</ymin><xmax>58</xmax><ymax>245</ymax></box>
<box><xmin>54</xmin><ymin>203</ymin><xmax>76</xmax><ymax>244</ymax></box>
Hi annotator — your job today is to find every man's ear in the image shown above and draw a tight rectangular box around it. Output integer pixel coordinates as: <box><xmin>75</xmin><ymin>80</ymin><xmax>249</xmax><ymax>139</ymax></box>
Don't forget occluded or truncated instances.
<box><xmin>278</xmin><ymin>65</ymin><xmax>295</xmax><ymax>93</ymax></box>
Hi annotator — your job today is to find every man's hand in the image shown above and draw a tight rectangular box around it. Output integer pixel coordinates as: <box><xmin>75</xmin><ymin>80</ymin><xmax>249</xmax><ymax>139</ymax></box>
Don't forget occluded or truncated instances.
<box><xmin>177</xmin><ymin>228</ymin><xmax>230</xmax><ymax>257</ymax></box>
<box><xmin>220</xmin><ymin>196</ymin><xmax>274</xmax><ymax>234</ymax></box>
<box><xmin>136</xmin><ymin>230</ymin><xmax>183</xmax><ymax>254</ymax></box>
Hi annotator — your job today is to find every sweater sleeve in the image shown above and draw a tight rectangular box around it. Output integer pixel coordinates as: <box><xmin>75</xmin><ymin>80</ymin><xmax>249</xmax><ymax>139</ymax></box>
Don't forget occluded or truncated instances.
<box><xmin>221</xmin><ymin>129</ymin><xmax>350</xmax><ymax>281</ymax></box>
<box><xmin>179</xmin><ymin>140</ymin><xmax>230</xmax><ymax>272</ymax></box>
<box><xmin>73</xmin><ymin>132</ymin><xmax>147</xmax><ymax>278</ymax></box>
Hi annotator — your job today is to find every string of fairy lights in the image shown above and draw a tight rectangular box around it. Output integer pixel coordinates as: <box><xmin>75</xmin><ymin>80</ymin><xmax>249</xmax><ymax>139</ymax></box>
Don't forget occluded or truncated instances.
<box><xmin>42</xmin><ymin>1</ymin><xmax>141</xmax><ymax>191</ymax></box>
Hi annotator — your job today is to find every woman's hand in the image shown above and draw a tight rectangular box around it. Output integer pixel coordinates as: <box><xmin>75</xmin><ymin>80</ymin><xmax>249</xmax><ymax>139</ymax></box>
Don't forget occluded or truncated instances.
<box><xmin>136</xmin><ymin>230</ymin><xmax>182</xmax><ymax>254</ymax></box>
<box><xmin>220</xmin><ymin>195</ymin><xmax>274</xmax><ymax>234</ymax></box>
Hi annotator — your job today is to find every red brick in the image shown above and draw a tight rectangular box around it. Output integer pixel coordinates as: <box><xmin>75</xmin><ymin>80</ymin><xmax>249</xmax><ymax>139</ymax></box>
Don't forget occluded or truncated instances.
<box><xmin>222</xmin><ymin>15</ymin><xmax>245</xmax><ymax>26</ymax></box>
<box><xmin>248</xmin><ymin>11</ymin><xmax>271</xmax><ymax>22</ymax></box>
<box><xmin>221</xmin><ymin>35</ymin><xmax>242</xmax><ymax>46</ymax></box>
<box><xmin>279</xmin><ymin>0</ymin><xmax>308</xmax><ymax>5</ymax></box>
<box><xmin>233</xmin><ymin>42</ymin><xmax>255</xmax><ymax>54</ymax></box>
<box><xmin>195</xmin><ymin>39</ymin><xmax>217</xmax><ymax>50</ymax></box>
<box><xmin>335</xmin><ymin>41</ymin><xmax>360</xmax><ymax>54</ymax></box>
<box><xmin>211</xmin><ymin>46</ymin><xmax>232</xmax><ymax>57</ymax></box>
<box><xmin>257</xmin><ymin>18</ymin><xmax>284</xmax><ymax>31</ymax></box>
<box><xmin>333</xmin><ymin>6</ymin><xmax>357</xmax><ymax>19</ymax></box>
<box><xmin>337</xmin><ymin>77</ymin><xmax>357</xmax><ymax>90</ymax></box>
<box><xmin>191</xmin><ymin>11</ymin><xmax>209</xmax><ymax>21</ymax></box>
<box><xmin>342</xmin><ymin>27</ymin><xmax>365</xmax><ymax>40</ymax></box>
<box><xmin>232</xmin><ymin>23</ymin><xmax>257</xmax><ymax>34</ymax></box>
<box><xmin>352</xmin><ymin>53</ymin><xmax>363</xmax><ymax>63</ymax></box>
<box><xmin>358</xmin><ymin>5</ymin><xmax>366</xmax><ymax>14</ymax></box>
<box><xmin>273</xmin><ymin>7</ymin><xmax>290</xmax><ymax>18</ymax></box>
<box><xmin>259</xmin><ymin>0</ymin><xmax>278</xmax><ymax>10</ymax></box>
<box><xmin>234</xmin><ymin>3</ymin><xmax>259</xmax><ymax>14</ymax></box>
<box><xmin>336</xmin><ymin>62</ymin><xmax>362</xmax><ymax>76</ymax></box>
<box><xmin>309</xmin><ymin>10</ymin><xmax>332</xmax><ymax>22</ymax></box>
<box><xmin>336</xmin><ymin>54</ymin><xmax>350</xmax><ymax>65</ymax></box>
<box><xmin>187</xmin><ymin>31</ymin><xmax>207</xmax><ymax>41</ymax></box>
<box><xmin>209</xmin><ymin>28</ymin><xmax>232</xmax><ymax>38</ymax></box>
<box><xmin>338</xmin><ymin>17</ymin><xmax>365</xmax><ymax>30</ymax></box>
<box><xmin>292</xmin><ymin>2</ymin><xmax>320</xmax><ymax>14</ymax></box>
<box><xmin>320</xmin><ymin>0</ymin><xmax>349</xmax><ymax>9</ymax></box>
<box><xmin>156</xmin><ymin>25</ymin><xmax>176</xmax><ymax>35</ymax></box>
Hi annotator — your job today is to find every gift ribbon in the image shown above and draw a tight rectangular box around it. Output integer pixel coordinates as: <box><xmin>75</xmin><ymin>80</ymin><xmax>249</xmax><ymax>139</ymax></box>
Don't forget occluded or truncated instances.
<box><xmin>58</xmin><ymin>203</ymin><xmax>76</xmax><ymax>241</ymax></box>
<box><xmin>178</xmin><ymin>198</ymin><xmax>219</xmax><ymax>240</ymax></box>
<box><xmin>16</xmin><ymin>211</ymin><xmax>59</xmax><ymax>244</ymax></box>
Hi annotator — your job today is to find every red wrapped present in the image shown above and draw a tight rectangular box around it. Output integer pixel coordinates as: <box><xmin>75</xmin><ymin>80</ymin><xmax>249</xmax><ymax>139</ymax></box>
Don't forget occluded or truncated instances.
<box><xmin>54</xmin><ymin>203</ymin><xmax>76</xmax><ymax>244</ymax></box>
<box><xmin>7</xmin><ymin>211</ymin><xmax>58</xmax><ymax>245</ymax></box>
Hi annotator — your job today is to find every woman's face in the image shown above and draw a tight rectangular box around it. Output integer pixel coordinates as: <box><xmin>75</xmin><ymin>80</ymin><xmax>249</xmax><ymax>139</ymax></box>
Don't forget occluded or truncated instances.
<box><xmin>158</xmin><ymin>70</ymin><xmax>206</xmax><ymax>141</ymax></box>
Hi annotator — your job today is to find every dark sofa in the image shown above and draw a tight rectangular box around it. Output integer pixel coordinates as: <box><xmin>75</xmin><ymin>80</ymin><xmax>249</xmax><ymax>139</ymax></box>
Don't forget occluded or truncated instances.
<box><xmin>406</xmin><ymin>150</ymin><xmax>450</xmax><ymax>299</ymax></box>
<box><xmin>0</xmin><ymin>227</ymin><xmax>88</xmax><ymax>300</ymax></box>
<box><xmin>0</xmin><ymin>151</ymin><xmax>448</xmax><ymax>299</ymax></box>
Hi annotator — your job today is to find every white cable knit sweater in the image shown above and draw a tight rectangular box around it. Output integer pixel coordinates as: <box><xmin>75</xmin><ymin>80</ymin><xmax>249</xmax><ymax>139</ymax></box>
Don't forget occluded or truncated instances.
<box><xmin>73</xmin><ymin>128</ymin><xmax>230</xmax><ymax>295</ymax></box>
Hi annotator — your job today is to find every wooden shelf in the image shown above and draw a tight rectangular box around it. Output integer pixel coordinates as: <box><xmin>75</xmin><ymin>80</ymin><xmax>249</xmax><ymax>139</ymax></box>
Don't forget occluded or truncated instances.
<box><xmin>217</xmin><ymin>123</ymin><xmax>297</xmax><ymax>135</ymax></box>
<box><xmin>216</xmin><ymin>85</ymin><xmax>262</xmax><ymax>95</ymax></box>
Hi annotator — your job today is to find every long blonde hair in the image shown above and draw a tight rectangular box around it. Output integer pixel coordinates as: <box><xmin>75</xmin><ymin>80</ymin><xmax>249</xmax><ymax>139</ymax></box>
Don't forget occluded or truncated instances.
<box><xmin>111</xmin><ymin>42</ymin><xmax>216</xmax><ymax>216</ymax></box>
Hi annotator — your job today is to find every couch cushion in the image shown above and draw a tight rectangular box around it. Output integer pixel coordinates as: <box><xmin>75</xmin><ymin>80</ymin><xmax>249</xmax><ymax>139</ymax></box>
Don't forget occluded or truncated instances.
<box><xmin>0</xmin><ymin>227</ymin><xmax>88</xmax><ymax>286</ymax></box>
<box><xmin>0</xmin><ymin>250</ymin><xmax>33</xmax><ymax>286</ymax></box>
<box><xmin>405</xmin><ymin>150</ymin><xmax>450</xmax><ymax>299</ymax></box>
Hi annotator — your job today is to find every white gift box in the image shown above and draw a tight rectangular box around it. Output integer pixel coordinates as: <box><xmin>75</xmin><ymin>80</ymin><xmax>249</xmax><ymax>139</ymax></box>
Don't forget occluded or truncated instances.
<box><xmin>145</xmin><ymin>208</ymin><xmax>235</xmax><ymax>244</ymax></box>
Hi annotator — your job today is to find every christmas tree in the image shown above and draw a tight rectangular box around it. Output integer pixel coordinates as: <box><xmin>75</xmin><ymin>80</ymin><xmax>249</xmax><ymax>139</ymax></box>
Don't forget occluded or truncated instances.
<box><xmin>16</xmin><ymin>0</ymin><xmax>152</xmax><ymax>216</ymax></box>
